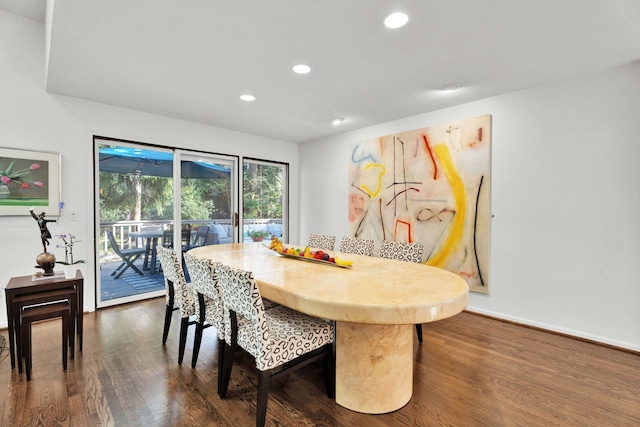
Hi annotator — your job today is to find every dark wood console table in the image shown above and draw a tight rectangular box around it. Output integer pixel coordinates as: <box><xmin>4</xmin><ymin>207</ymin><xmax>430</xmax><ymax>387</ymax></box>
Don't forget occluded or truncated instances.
<box><xmin>4</xmin><ymin>271</ymin><xmax>83</xmax><ymax>369</ymax></box>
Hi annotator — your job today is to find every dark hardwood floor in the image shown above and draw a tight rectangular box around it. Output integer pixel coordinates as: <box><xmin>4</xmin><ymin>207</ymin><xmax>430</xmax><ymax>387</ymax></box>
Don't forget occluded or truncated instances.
<box><xmin>1</xmin><ymin>299</ymin><xmax>638</xmax><ymax>426</ymax></box>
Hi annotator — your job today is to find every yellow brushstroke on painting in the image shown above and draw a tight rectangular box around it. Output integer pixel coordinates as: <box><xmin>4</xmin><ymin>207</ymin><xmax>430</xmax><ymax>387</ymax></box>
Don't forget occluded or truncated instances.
<box><xmin>427</xmin><ymin>144</ymin><xmax>466</xmax><ymax>267</ymax></box>
<box><xmin>360</xmin><ymin>163</ymin><xmax>386</xmax><ymax>198</ymax></box>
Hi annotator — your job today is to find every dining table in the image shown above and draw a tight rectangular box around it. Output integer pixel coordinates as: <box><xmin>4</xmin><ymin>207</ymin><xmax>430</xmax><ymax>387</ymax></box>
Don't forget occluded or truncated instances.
<box><xmin>188</xmin><ymin>242</ymin><xmax>469</xmax><ymax>414</ymax></box>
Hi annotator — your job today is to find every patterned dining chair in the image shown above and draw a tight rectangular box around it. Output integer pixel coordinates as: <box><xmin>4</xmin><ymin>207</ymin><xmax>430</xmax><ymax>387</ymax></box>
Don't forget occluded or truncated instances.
<box><xmin>156</xmin><ymin>245</ymin><xmax>196</xmax><ymax>364</ymax></box>
<box><xmin>217</xmin><ymin>264</ymin><xmax>335</xmax><ymax>427</ymax></box>
<box><xmin>378</xmin><ymin>240</ymin><xmax>425</xmax><ymax>342</ymax></box>
<box><xmin>308</xmin><ymin>233</ymin><xmax>336</xmax><ymax>251</ymax></box>
<box><xmin>183</xmin><ymin>253</ymin><xmax>224</xmax><ymax>372</ymax></box>
<box><xmin>339</xmin><ymin>236</ymin><xmax>374</xmax><ymax>256</ymax></box>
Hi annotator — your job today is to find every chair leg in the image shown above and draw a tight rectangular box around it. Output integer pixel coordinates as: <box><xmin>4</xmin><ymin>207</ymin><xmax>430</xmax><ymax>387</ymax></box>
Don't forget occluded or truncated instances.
<box><xmin>415</xmin><ymin>323</ymin><xmax>423</xmax><ymax>343</ymax></box>
<box><xmin>216</xmin><ymin>338</ymin><xmax>226</xmax><ymax>396</ymax></box>
<box><xmin>162</xmin><ymin>304</ymin><xmax>173</xmax><ymax>344</ymax></box>
<box><xmin>219</xmin><ymin>342</ymin><xmax>234</xmax><ymax>398</ymax></box>
<box><xmin>191</xmin><ymin>294</ymin><xmax>205</xmax><ymax>368</ymax></box>
<box><xmin>178</xmin><ymin>317</ymin><xmax>190</xmax><ymax>365</ymax></box>
<box><xmin>113</xmin><ymin>255</ymin><xmax>144</xmax><ymax>279</ymax></box>
<box><xmin>256</xmin><ymin>370</ymin><xmax>271</xmax><ymax>427</ymax></box>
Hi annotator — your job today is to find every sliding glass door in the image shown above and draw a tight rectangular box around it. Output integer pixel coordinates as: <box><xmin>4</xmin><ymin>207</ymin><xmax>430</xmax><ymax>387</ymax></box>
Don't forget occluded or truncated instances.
<box><xmin>95</xmin><ymin>139</ymin><xmax>237</xmax><ymax>308</ymax></box>
<box><xmin>242</xmin><ymin>158</ymin><xmax>287</xmax><ymax>244</ymax></box>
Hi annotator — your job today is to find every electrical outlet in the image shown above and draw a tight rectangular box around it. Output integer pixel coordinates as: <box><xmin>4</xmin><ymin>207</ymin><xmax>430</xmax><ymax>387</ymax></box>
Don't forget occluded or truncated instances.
<box><xmin>70</xmin><ymin>210</ymin><xmax>78</xmax><ymax>221</ymax></box>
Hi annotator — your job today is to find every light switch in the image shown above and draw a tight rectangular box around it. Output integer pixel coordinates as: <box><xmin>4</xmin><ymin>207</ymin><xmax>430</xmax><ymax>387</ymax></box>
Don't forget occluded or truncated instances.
<box><xmin>70</xmin><ymin>210</ymin><xmax>78</xmax><ymax>221</ymax></box>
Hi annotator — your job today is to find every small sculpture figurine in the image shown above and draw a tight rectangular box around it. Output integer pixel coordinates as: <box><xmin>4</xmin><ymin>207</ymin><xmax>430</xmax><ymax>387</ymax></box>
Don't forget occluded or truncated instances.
<box><xmin>30</xmin><ymin>208</ymin><xmax>57</xmax><ymax>276</ymax></box>
<box><xmin>30</xmin><ymin>208</ymin><xmax>56</xmax><ymax>253</ymax></box>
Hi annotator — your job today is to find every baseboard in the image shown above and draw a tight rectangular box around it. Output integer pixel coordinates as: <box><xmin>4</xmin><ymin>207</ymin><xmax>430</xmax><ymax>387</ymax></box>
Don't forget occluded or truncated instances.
<box><xmin>464</xmin><ymin>307</ymin><xmax>640</xmax><ymax>354</ymax></box>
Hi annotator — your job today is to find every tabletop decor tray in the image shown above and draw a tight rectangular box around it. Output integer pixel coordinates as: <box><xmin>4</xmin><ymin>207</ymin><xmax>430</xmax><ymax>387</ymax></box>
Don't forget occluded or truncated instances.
<box><xmin>264</xmin><ymin>245</ymin><xmax>353</xmax><ymax>269</ymax></box>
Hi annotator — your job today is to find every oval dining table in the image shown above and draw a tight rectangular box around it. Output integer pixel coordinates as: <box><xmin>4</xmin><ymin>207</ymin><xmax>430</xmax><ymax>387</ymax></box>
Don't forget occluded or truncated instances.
<box><xmin>188</xmin><ymin>242</ymin><xmax>469</xmax><ymax>414</ymax></box>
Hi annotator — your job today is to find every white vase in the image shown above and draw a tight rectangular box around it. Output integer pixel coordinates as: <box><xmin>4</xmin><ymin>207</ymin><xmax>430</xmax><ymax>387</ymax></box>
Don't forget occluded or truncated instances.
<box><xmin>64</xmin><ymin>264</ymin><xmax>78</xmax><ymax>279</ymax></box>
<box><xmin>0</xmin><ymin>183</ymin><xmax>10</xmax><ymax>199</ymax></box>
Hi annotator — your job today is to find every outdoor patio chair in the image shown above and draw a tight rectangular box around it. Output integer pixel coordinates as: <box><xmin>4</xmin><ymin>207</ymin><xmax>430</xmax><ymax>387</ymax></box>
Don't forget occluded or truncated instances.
<box><xmin>378</xmin><ymin>240</ymin><xmax>425</xmax><ymax>343</ymax></box>
<box><xmin>190</xmin><ymin>225</ymin><xmax>211</xmax><ymax>249</ymax></box>
<box><xmin>106</xmin><ymin>229</ymin><xmax>146</xmax><ymax>279</ymax></box>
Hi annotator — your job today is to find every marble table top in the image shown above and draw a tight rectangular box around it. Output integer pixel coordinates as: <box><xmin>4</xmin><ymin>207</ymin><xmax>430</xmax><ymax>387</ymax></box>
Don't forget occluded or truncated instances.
<box><xmin>188</xmin><ymin>242</ymin><xmax>469</xmax><ymax>325</ymax></box>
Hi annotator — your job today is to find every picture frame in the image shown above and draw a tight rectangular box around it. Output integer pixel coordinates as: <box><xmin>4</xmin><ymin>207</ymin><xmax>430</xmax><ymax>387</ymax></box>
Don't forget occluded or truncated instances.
<box><xmin>0</xmin><ymin>147</ymin><xmax>61</xmax><ymax>216</ymax></box>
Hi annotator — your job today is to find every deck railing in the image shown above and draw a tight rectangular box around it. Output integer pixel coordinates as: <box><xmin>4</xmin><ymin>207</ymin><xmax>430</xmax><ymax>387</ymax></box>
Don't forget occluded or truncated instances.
<box><xmin>99</xmin><ymin>219</ymin><xmax>282</xmax><ymax>261</ymax></box>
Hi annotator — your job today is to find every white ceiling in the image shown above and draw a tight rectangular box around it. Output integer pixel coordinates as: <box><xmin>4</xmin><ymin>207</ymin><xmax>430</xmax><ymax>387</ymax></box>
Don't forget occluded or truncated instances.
<box><xmin>3</xmin><ymin>1</ymin><xmax>640</xmax><ymax>143</ymax></box>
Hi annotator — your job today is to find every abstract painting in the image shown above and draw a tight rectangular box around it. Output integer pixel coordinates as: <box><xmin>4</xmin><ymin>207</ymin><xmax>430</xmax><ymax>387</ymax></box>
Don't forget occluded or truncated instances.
<box><xmin>348</xmin><ymin>114</ymin><xmax>491</xmax><ymax>293</ymax></box>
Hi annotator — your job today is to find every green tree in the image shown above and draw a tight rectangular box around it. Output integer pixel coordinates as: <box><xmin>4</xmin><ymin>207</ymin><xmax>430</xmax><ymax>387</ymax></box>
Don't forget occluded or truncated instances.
<box><xmin>243</xmin><ymin>162</ymin><xmax>283</xmax><ymax>219</ymax></box>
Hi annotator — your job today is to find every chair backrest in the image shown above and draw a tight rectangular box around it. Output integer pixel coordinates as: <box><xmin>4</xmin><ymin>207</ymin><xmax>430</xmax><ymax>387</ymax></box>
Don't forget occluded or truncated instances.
<box><xmin>184</xmin><ymin>252</ymin><xmax>224</xmax><ymax>332</ymax></box>
<box><xmin>162</xmin><ymin>229</ymin><xmax>174</xmax><ymax>248</ymax></box>
<box><xmin>193</xmin><ymin>225</ymin><xmax>210</xmax><ymax>247</ymax></box>
<box><xmin>156</xmin><ymin>245</ymin><xmax>191</xmax><ymax>313</ymax></box>
<box><xmin>339</xmin><ymin>236</ymin><xmax>374</xmax><ymax>256</ymax></box>
<box><xmin>105</xmin><ymin>229</ymin><xmax>126</xmax><ymax>258</ymax></box>
<box><xmin>217</xmin><ymin>263</ymin><xmax>271</xmax><ymax>369</ymax></box>
<box><xmin>308</xmin><ymin>233</ymin><xmax>336</xmax><ymax>251</ymax></box>
<box><xmin>378</xmin><ymin>240</ymin><xmax>424</xmax><ymax>264</ymax></box>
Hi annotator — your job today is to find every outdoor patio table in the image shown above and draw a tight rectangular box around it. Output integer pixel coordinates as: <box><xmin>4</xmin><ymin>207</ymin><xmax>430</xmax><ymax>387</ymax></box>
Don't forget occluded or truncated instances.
<box><xmin>188</xmin><ymin>242</ymin><xmax>468</xmax><ymax>414</ymax></box>
<box><xmin>130</xmin><ymin>229</ymin><xmax>164</xmax><ymax>274</ymax></box>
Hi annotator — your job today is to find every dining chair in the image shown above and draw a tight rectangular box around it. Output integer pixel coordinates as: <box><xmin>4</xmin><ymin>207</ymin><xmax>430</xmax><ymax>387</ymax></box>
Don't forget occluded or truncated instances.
<box><xmin>308</xmin><ymin>233</ymin><xmax>336</xmax><ymax>251</ymax></box>
<box><xmin>378</xmin><ymin>240</ymin><xmax>425</xmax><ymax>342</ymax></box>
<box><xmin>217</xmin><ymin>263</ymin><xmax>335</xmax><ymax>427</ymax></box>
<box><xmin>183</xmin><ymin>253</ymin><xmax>224</xmax><ymax>371</ymax></box>
<box><xmin>339</xmin><ymin>236</ymin><xmax>374</xmax><ymax>256</ymax></box>
<box><xmin>106</xmin><ymin>229</ymin><xmax>146</xmax><ymax>279</ymax></box>
<box><xmin>156</xmin><ymin>245</ymin><xmax>197</xmax><ymax>364</ymax></box>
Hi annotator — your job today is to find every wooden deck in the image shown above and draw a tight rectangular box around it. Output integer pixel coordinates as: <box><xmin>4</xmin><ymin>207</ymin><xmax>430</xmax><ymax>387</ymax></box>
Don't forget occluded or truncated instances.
<box><xmin>99</xmin><ymin>258</ymin><xmax>166</xmax><ymax>302</ymax></box>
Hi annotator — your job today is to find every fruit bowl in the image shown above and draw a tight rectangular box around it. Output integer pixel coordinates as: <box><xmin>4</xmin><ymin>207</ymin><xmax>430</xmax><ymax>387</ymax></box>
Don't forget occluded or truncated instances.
<box><xmin>263</xmin><ymin>241</ymin><xmax>353</xmax><ymax>268</ymax></box>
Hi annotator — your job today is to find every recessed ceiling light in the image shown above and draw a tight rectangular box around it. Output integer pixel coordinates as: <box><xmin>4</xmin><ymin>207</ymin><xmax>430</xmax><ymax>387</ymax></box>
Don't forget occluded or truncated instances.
<box><xmin>332</xmin><ymin>117</ymin><xmax>344</xmax><ymax>125</ymax></box>
<box><xmin>439</xmin><ymin>84</ymin><xmax>460</xmax><ymax>92</ymax></box>
<box><xmin>384</xmin><ymin>12</ymin><xmax>409</xmax><ymax>29</ymax></box>
<box><xmin>292</xmin><ymin>64</ymin><xmax>311</xmax><ymax>74</ymax></box>
<box><xmin>240</xmin><ymin>94</ymin><xmax>256</xmax><ymax>102</ymax></box>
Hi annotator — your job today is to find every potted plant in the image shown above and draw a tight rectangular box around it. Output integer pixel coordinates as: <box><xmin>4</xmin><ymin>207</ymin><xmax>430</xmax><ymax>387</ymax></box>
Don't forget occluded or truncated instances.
<box><xmin>247</xmin><ymin>229</ymin><xmax>270</xmax><ymax>242</ymax></box>
<box><xmin>55</xmin><ymin>234</ymin><xmax>86</xmax><ymax>278</ymax></box>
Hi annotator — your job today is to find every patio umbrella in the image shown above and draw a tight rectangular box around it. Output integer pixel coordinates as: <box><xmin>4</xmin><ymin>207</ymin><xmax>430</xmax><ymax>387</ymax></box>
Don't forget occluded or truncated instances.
<box><xmin>99</xmin><ymin>147</ymin><xmax>230</xmax><ymax>179</ymax></box>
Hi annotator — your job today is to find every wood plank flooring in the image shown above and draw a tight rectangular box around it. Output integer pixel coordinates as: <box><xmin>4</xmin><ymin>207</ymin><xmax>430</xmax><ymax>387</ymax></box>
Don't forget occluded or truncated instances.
<box><xmin>1</xmin><ymin>298</ymin><xmax>638</xmax><ymax>426</ymax></box>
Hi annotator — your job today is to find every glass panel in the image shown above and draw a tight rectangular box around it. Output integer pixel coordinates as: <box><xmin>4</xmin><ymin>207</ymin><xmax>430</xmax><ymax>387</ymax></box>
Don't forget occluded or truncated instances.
<box><xmin>97</xmin><ymin>142</ymin><xmax>173</xmax><ymax>306</ymax></box>
<box><xmin>180</xmin><ymin>153</ymin><xmax>235</xmax><ymax>257</ymax></box>
<box><xmin>242</xmin><ymin>159</ymin><xmax>287</xmax><ymax>244</ymax></box>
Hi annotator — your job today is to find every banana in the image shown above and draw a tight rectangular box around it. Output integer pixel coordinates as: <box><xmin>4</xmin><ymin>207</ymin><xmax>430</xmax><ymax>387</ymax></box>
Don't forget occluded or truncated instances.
<box><xmin>334</xmin><ymin>256</ymin><xmax>353</xmax><ymax>267</ymax></box>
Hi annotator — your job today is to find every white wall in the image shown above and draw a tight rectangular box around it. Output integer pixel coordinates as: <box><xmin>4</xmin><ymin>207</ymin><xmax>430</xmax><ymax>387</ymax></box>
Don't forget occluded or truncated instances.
<box><xmin>300</xmin><ymin>61</ymin><xmax>640</xmax><ymax>351</ymax></box>
<box><xmin>0</xmin><ymin>11</ymin><xmax>300</xmax><ymax>325</ymax></box>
